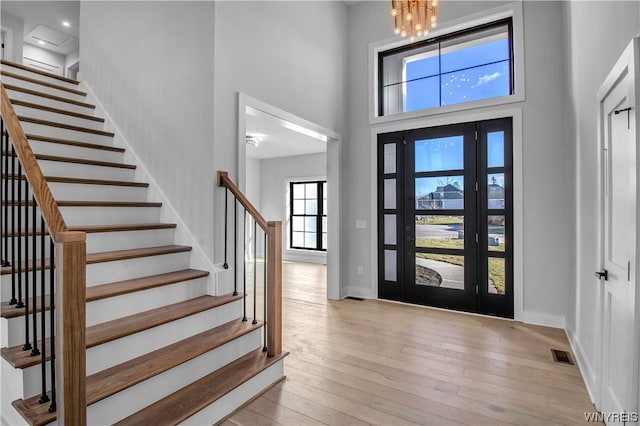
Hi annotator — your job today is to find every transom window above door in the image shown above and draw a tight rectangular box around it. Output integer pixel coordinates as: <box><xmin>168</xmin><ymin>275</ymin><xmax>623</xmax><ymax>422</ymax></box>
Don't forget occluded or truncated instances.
<box><xmin>378</xmin><ymin>19</ymin><xmax>514</xmax><ymax>116</ymax></box>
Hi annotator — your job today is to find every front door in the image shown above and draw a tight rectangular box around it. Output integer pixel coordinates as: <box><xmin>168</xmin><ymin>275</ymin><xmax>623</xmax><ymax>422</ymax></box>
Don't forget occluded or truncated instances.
<box><xmin>378</xmin><ymin>118</ymin><xmax>513</xmax><ymax>318</ymax></box>
<box><xmin>597</xmin><ymin>38</ymin><xmax>638</xmax><ymax>421</ymax></box>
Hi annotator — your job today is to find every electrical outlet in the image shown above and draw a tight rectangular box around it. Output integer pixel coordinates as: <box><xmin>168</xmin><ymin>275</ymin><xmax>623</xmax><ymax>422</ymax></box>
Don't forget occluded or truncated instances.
<box><xmin>357</xmin><ymin>265</ymin><xmax>364</xmax><ymax>275</ymax></box>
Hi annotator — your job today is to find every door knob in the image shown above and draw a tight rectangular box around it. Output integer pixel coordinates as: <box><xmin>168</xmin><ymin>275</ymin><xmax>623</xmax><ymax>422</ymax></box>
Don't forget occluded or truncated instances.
<box><xmin>595</xmin><ymin>269</ymin><xmax>608</xmax><ymax>281</ymax></box>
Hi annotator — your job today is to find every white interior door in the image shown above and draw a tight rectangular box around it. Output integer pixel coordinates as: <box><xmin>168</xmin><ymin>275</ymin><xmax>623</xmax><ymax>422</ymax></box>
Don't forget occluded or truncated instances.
<box><xmin>598</xmin><ymin>38</ymin><xmax>638</xmax><ymax>423</ymax></box>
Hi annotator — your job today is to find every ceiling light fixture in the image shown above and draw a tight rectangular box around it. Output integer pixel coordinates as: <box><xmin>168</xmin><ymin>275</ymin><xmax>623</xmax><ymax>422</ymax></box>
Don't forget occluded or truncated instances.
<box><xmin>62</xmin><ymin>21</ymin><xmax>71</xmax><ymax>28</ymax></box>
<box><xmin>37</xmin><ymin>40</ymin><xmax>46</xmax><ymax>45</ymax></box>
<box><xmin>391</xmin><ymin>0</ymin><xmax>438</xmax><ymax>41</ymax></box>
<box><xmin>246</xmin><ymin>135</ymin><xmax>263</xmax><ymax>147</ymax></box>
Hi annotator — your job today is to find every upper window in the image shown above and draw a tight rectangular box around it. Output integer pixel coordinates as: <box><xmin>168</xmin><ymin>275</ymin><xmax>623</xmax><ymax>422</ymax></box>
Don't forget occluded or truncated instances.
<box><xmin>379</xmin><ymin>19</ymin><xmax>513</xmax><ymax>116</ymax></box>
<box><xmin>290</xmin><ymin>181</ymin><xmax>327</xmax><ymax>251</ymax></box>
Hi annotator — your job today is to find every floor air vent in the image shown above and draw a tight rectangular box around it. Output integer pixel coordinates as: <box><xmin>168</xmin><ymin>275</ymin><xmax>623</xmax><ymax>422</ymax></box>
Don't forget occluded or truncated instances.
<box><xmin>345</xmin><ymin>296</ymin><xmax>364</xmax><ymax>301</ymax></box>
<box><xmin>551</xmin><ymin>349</ymin><xmax>574</xmax><ymax>365</ymax></box>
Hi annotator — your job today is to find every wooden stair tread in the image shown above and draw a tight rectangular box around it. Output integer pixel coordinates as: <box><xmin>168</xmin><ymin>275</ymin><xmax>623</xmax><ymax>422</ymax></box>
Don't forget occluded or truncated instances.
<box><xmin>10</xmin><ymin>99</ymin><xmax>104</xmax><ymax>122</ymax></box>
<box><xmin>116</xmin><ymin>349</ymin><xmax>288</xmax><ymax>426</ymax></box>
<box><xmin>18</xmin><ymin>116</ymin><xmax>114</xmax><ymax>137</ymax></box>
<box><xmin>1</xmin><ymin>59</ymin><xmax>80</xmax><ymax>85</ymax></box>
<box><xmin>3</xmin><ymin>200</ymin><xmax>162</xmax><ymax>208</ymax></box>
<box><xmin>4</xmin><ymin>174</ymin><xmax>149</xmax><ymax>187</ymax></box>
<box><xmin>1</xmin><ymin>293</ymin><xmax>242</xmax><ymax>369</ymax></box>
<box><xmin>6</xmin><ymin>150</ymin><xmax>135</xmax><ymax>169</ymax></box>
<box><xmin>1</xmin><ymin>245</ymin><xmax>191</xmax><ymax>275</ymax></box>
<box><xmin>3</xmin><ymin>223</ymin><xmax>176</xmax><ymax>238</ymax></box>
<box><xmin>1</xmin><ymin>269</ymin><xmax>209</xmax><ymax>319</ymax></box>
<box><xmin>10</xmin><ymin>320</ymin><xmax>262</xmax><ymax>426</ymax></box>
<box><xmin>2</xmin><ymin>85</ymin><xmax>94</xmax><ymax>110</ymax></box>
<box><xmin>1</xmin><ymin>71</ymin><xmax>86</xmax><ymax>96</ymax></box>
<box><xmin>24</xmin><ymin>133</ymin><xmax>123</xmax><ymax>152</ymax></box>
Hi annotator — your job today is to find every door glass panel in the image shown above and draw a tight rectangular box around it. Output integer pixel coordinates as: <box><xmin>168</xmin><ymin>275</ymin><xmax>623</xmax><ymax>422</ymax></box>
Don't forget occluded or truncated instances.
<box><xmin>384</xmin><ymin>179</ymin><xmax>396</xmax><ymax>209</ymax></box>
<box><xmin>416</xmin><ymin>254</ymin><xmax>464</xmax><ymax>290</ymax></box>
<box><xmin>416</xmin><ymin>176</ymin><xmax>464</xmax><ymax>210</ymax></box>
<box><xmin>488</xmin><ymin>215</ymin><xmax>505</xmax><ymax>252</ymax></box>
<box><xmin>384</xmin><ymin>250</ymin><xmax>397</xmax><ymax>281</ymax></box>
<box><xmin>384</xmin><ymin>143</ymin><xmax>396</xmax><ymax>174</ymax></box>
<box><xmin>415</xmin><ymin>215</ymin><xmax>464</xmax><ymax>250</ymax></box>
<box><xmin>415</xmin><ymin>136</ymin><xmax>464</xmax><ymax>172</ymax></box>
<box><xmin>488</xmin><ymin>257</ymin><xmax>505</xmax><ymax>295</ymax></box>
<box><xmin>384</xmin><ymin>214</ymin><xmax>397</xmax><ymax>245</ymax></box>
<box><xmin>487</xmin><ymin>173</ymin><xmax>505</xmax><ymax>209</ymax></box>
<box><xmin>487</xmin><ymin>131</ymin><xmax>504</xmax><ymax>168</ymax></box>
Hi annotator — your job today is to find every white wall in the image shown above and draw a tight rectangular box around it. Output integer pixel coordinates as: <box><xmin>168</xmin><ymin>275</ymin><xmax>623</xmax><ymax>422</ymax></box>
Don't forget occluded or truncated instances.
<box><xmin>564</xmin><ymin>0</ymin><xmax>640</xmax><ymax>401</ymax></box>
<box><xmin>79</xmin><ymin>1</ymin><xmax>216</xmax><ymax>258</ymax></box>
<box><xmin>212</xmin><ymin>1</ymin><xmax>347</xmax><ymax>269</ymax></box>
<box><xmin>245</xmin><ymin>157</ymin><xmax>262</xmax><ymax>210</ymax></box>
<box><xmin>23</xmin><ymin>43</ymin><xmax>65</xmax><ymax>75</ymax></box>
<box><xmin>260</xmin><ymin>152</ymin><xmax>327</xmax><ymax>264</ymax></box>
<box><xmin>345</xmin><ymin>1</ymin><xmax>574</xmax><ymax>324</ymax></box>
<box><xmin>0</xmin><ymin>11</ymin><xmax>23</xmax><ymax>62</ymax></box>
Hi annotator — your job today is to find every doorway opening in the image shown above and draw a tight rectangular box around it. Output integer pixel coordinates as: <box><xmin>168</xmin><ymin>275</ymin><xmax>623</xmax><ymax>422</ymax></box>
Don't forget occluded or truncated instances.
<box><xmin>378</xmin><ymin>117</ymin><xmax>514</xmax><ymax>318</ymax></box>
<box><xmin>237</xmin><ymin>93</ymin><xmax>341</xmax><ymax>301</ymax></box>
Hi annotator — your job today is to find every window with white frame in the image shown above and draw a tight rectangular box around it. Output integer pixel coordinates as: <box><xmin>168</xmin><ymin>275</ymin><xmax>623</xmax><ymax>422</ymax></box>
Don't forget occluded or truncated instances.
<box><xmin>379</xmin><ymin>19</ymin><xmax>513</xmax><ymax>116</ymax></box>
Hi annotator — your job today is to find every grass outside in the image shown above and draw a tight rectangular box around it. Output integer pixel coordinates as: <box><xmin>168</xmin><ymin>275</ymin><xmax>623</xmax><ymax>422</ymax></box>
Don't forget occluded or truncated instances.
<box><xmin>416</xmin><ymin>216</ymin><xmax>463</xmax><ymax>225</ymax></box>
<box><xmin>416</xmin><ymin>237</ymin><xmax>505</xmax><ymax>293</ymax></box>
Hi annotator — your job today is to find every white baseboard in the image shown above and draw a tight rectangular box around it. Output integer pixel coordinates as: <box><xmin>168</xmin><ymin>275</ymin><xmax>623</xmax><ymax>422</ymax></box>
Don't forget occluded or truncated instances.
<box><xmin>566</xmin><ymin>328</ymin><xmax>599</xmax><ymax>408</ymax></box>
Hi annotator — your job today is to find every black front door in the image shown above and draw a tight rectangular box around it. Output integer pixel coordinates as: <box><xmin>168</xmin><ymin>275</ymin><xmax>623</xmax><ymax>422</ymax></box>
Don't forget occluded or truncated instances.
<box><xmin>378</xmin><ymin>118</ymin><xmax>513</xmax><ymax>318</ymax></box>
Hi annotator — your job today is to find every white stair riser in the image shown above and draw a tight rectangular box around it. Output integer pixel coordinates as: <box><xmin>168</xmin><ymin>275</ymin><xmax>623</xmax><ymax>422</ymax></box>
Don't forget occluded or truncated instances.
<box><xmin>4</xmin><ymin>87</ymin><xmax>93</xmax><ymax>116</ymax></box>
<box><xmin>86</xmin><ymin>251</ymin><xmax>192</xmax><ymax>286</ymax></box>
<box><xmin>1</xmin><ymin>65</ymin><xmax>81</xmax><ymax>91</ymax></box>
<box><xmin>1</xmin><ymin>75</ymin><xmax>87</xmax><ymax>103</ymax></box>
<box><xmin>87</xmin><ymin>277</ymin><xmax>208</xmax><ymax>326</ymax></box>
<box><xmin>27</xmin><ymin>140</ymin><xmax>124</xmax><ymax>164</ymax></box>
<box><xmin>7</xmin><ymin>156</ymin><xmax>134</xmax><ymax>181</ymax></box>
<box><xmin>88</xmin><ymin>330</ymin><xmax>262</xmax><ymax>424</ymax></box>
<box><xmin>61</xmin><ymin>206</ymin><xmax>161</xmax><ymax>226</ymax></box>
<box><xmin>2</xmin><ymin>277</ymin><xmax>210</xmax><ymax>346</ymax></box>
<box><xmin>48</xmin><ymin>182</ymin><xmax>148</xmax><ymax>202</ymax></box>
<box><xmin>11</xmin><ymin>105</ymin><xmax>104</xmax><ymax>131</ymax></box>
<box><xmin>182</xmin><ymin>358</ymin><xmax>285</xmax><ymax>425</ymax></box>
<box><xmin>4</xmin><ymin>205</ymin><xmax>159</xmax><ymax>227</ymax></box>
<box><xmin>0</xmin><ymin>228</ymin><xmax>174</xmax><ymax>271</ymax></box>
<box><xmin>20</xmin><ymin>122</ymin><xmax>113</xmax><ymax>146</ymax></box>
<box><xmin>1</xmin><ymin>358</ymin><xmax>29</xmax><ymax>425</ymax></box>
<box><xmin>0</xmin><ymin>251</ymin><xmax>192</xmax><ymax>298</ymax></box>
<box><xmin>86</xmin><ymin>300</ymin><xmax>243</xmax><ymax>375</ymax></box>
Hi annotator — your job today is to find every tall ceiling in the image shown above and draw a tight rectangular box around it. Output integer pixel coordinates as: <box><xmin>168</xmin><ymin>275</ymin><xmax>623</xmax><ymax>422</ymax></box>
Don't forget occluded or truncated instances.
<box><xmin>1</xmin><ymin>1</ymin><xmax>80</xmax><ymax>56</ymax></box>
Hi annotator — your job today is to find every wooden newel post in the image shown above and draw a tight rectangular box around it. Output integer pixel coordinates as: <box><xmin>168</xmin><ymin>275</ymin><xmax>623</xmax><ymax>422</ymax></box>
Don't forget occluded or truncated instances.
<box><xmin>266</xmin><ymin>221</ymin><xmax>282</xmax><ymax>357</ymax></box>
<box><xmin>54</xmin><ymin>231</ymin><xmax>87</xmax><ymax>426</ymax></box>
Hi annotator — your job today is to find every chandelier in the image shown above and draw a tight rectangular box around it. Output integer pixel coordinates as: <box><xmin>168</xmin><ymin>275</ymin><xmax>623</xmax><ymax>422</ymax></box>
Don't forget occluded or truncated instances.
<box><xmin>391</xmin><ymin>0</ymin><xmax>438</xmax><ymax>40</ymax></box>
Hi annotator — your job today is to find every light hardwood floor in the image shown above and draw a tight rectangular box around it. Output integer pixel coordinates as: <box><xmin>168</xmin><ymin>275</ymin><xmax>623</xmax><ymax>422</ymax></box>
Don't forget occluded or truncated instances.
<box><xmin>223</xmin><ymin>261</ymin><xmax>598</xmax><ymax>425</ymax></box>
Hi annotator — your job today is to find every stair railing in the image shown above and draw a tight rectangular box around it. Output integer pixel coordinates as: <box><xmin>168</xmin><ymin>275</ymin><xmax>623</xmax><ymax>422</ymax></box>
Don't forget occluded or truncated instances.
<box><xmin>1</xmin><ymin>82</ymin><xmax>87</xmax><ymax>425</ymax></box>
<box><xmin>218</xmin><ymin>171</ymin><xmax>282</xmax><ymax>357</ymax></box>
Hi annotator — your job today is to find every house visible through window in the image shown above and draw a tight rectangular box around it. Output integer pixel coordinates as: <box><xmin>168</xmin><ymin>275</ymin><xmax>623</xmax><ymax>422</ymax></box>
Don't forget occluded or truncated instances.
<box><xmin>290</xmin><ymin>181</ymin><xmax>327</xmax><ymax>251</ymax></box>
<box><xmin>379</xmin><ymin>19</ymin><xmax>513</xmax><ymax>116</ymax></box>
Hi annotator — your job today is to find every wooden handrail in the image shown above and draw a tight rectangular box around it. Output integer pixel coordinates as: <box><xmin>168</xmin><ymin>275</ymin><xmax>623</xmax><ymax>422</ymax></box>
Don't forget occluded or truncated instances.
<box><xmin>1</xmin><ymin>80</ymin><xmax>87</xmax><ymax>423</ymax></box>
<box><xmin>1</xmin><ymin>82</ymin><xmax>68</xmax><ymax>239</ymax></box>
<box><xmin>218</xmin><ymin>171</ymin><xmax>282</xmax><ymax>357</ymax></box>
<box><xmin>218</xmin><ymin>171</ymin><xmax>268</xmax><ymax>232</ymax></box>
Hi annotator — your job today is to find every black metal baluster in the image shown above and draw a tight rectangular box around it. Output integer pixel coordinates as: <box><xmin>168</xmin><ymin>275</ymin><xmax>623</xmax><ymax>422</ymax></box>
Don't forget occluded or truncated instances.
<box><xmin>23</xmin><ymin>181</ymin><xmax>31</xmax><ymax>351</ymax></box>
<box><xmin>16</xmin><ymin>163</ymin><xmax>24</xmax><ymax>309</ymax></box>
<box><xmin>223</xmin><ymin>188</ymin><xmax>228</xmax><ymax>269</ymax></box>
<box><xmin>252</xmin><ymin>219</ymin><xmax>257</xmax><ymax>325</ymax></box>
<box><xmin>9</xmin><ymin>148</ymin><xmax>16</xmax><ymax>305</ymax></box>
<box><xmin>242</xmin><ymin>209</ymin><xmax>247</xmax><ymax>322</ymax></box>
<box><xmin>1</xmin><ymin>125</ymin><xmax>7</xmax><ymax>270</ymax></box>
<box><xmin>263</xmin><ymin>231</ymin><xmax>267</xmax><ymax>352</ymax></box>
<box><xmin>39</xmin><ymin>216</ymin><xmax>49</xmax><ymax>404</ymax></box>
<box><xmin>31</xmin><ymin>197</ymin><xmax>39</xmax><ymax>356</ymax></box>
<box><xmin>48</xmin><ymin>238</ymin><xmax>56</xmax><ymax>413</ymax></box>
<box><xmin>233</xmin><ymin>199</ymin><xmax>238</xmax><ymax>296</ymax></box>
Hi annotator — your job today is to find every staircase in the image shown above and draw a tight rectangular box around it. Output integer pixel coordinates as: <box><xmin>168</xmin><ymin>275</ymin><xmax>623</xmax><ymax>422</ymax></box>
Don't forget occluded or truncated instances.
<box><xmin>0</xmin><ymin>60</ymin><xmax>286</xmax><ymax>426</ymax></box>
